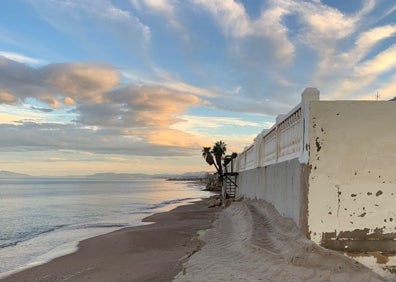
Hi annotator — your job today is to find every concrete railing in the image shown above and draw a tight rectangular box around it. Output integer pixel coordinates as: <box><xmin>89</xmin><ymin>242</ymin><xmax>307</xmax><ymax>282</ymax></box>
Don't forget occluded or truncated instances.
<box><xmin>234</xmin><ymin>88</ymin><xmax>319</xmax><ymax>172</ymax></box>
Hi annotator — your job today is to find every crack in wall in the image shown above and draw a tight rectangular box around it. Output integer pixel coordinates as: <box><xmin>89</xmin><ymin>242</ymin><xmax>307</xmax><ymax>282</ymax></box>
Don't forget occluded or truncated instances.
<box><xmin>336</xmin><ymin>185</ymin><xmax>341</xmax><ymax>217</ymax></box>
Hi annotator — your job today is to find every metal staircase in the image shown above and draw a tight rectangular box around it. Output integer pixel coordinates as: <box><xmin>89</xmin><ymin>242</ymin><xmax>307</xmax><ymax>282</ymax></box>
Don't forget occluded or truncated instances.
<box><xmin>223</xmin><ymin>172</ymin><xmax>238</xmax><ymax>199</ymax></box>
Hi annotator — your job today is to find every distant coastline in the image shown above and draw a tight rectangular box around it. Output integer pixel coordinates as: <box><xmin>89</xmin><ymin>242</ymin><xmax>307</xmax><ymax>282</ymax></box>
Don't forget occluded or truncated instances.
<box><xmin>0</xmin><ymin>170</ymin><xmax>210</xmax><ymax>180</ymax></box>
<box><xmin>166</xmin><ymin>177</ymin><xmax>205</xmax><ymax>182</ymax></box>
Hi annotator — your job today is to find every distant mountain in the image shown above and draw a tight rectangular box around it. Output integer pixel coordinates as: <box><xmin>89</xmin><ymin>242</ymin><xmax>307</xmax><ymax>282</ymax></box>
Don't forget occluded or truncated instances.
<box><xmin>87</xmin><ymin>172</ymin><xmax>154</xmax><ymax>179</ymax></box>
<box><xmin>179</xmin><ymin>171</ymin><xmax>209</xmax><ymax>178</ymax></box>
<box><xmin>0</xmin><ymin>170</ymin><xmax>31</xmax><ymax>178</ymax></box>
<box><xmin>0</xmin><ymin>170</ymin><xmax>210</xmax><ymax>180</ymax></box>
<box><xmin>87</xmin><ymin>171</ymin><xmax>209</xmax><ymax>180</ymax></box>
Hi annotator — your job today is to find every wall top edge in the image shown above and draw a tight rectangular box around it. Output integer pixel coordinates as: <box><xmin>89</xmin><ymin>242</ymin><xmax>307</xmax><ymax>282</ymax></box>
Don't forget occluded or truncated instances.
<box><xmin>242</xmin><ymin>143</ymin><xmax>254</xmax><ymax>152</ymax></box>
<box><xmin>238</xmin><ymin>87</ymin><xmax>320</xmax><ymax>156</ymax></box>
<box><xmin>311</xmin><ymin>100</ymin><xmax>396</xmax><ymax>103</ymax></box>
<box><xmin>277</xmin><ymin>103</ymin><xmax>302</xmax><ymax>125</ymax></box>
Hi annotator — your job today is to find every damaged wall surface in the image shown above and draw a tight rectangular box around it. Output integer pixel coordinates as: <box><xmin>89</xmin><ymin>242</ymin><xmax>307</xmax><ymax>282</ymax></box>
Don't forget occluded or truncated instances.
<box><xmin>308</xmin><ymin>101</ymin><xmax>396</xmax><ymax>250</ymax></box>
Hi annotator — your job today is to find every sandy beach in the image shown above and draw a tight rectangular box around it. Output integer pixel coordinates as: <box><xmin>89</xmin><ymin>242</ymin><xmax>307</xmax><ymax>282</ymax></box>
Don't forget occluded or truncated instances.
<box><xmin>2</xmin><ymin>198</ymin><xmax>392</xmax><ymax>282</ymax></box>
<box><xmin>1</xmin><ymin>199</ymin><xmax>219</xmax><ymax>282</ymax></box>
<box><xmin>175</xmin><ymin>199</ymin><xmax>389</xmax><ymax>282</ymax></box>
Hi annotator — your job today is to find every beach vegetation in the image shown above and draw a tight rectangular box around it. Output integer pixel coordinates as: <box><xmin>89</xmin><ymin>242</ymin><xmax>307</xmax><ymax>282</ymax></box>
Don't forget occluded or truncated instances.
<box><xmin>202</xmin><ymin>140</ymin><xmax>227</xmax><ymax>182</ymax></box>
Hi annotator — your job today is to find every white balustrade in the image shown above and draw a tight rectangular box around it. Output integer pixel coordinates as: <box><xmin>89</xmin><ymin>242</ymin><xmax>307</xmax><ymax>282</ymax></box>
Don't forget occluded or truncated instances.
<box><xmin>263</xmin><ymin>129</ymin><xmax>277</xmax><ymax>165</ymax></box>
<box><xmin>278</xmin><ymin>108</ymin><xmax>303</xmax><ymax>162</ymax></box>
<box><xmin>245</xmin><ymin>145</ymin><xmax>255</xmax><ymax>170</ymax></box>
<box><xmin>235</xmin><ymin>88</ymin><xmax>320</xmax><ymax>170</ymax></box>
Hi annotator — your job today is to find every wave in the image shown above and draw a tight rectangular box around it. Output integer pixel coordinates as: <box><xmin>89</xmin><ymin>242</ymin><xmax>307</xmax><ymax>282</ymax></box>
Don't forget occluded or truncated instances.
<box><xmin>66</xmin><ymin>223</ymin><xmax>128</xmax><ymax>230</ymax></box>
<box><xmin>0</xmin><ymin>198</ymin><xmax>202</xmax><ymax>250</ymax></box>
<box><xmin>0</xmin><ymin>224</ymin><xmax>68</xmax><ymax>249</ymax></box>
<box><xmin>0</xmin><ymin>241</ymin><xmax>18</xmax><ymax>248</ymax></box>
<box><xmin>145</xmin><ymin>197</ymin><xmax>199</xmax><ymax>210</ymax></box>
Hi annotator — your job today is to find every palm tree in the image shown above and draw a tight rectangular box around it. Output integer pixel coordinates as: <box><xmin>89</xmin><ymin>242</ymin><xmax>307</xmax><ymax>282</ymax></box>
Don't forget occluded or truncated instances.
<box><xmin>223</xmin><ymin>152</ymin><xmax>238</xmax><ymax>167</ymax></box>
<box><xmin>212</xmin><ymin>140</ymin><xmax>227</xmax><ymax>180</ymax></box>
<box><xmin>202</xmin><ymin>146</ymin><xmax>221</xmax><ymax>173</ymax></box>
<box><xmin>202</xmin><ymin>147</ymin><xmax>214</xmax><ymax>166</ymax></box>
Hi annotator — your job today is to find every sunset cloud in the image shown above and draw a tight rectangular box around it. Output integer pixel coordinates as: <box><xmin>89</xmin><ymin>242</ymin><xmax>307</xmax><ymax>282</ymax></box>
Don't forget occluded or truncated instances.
<box><xmin>42</xmin><ymin>63</ymin><xmax>120</xmax><ymax>104</ymax></box>
<box><xmin>0</xmin><ymin>57</ymin><xmax>120</xmax><ymax>106</ymax></box>
<box><xmin>0</xmin><ymin>56</ymin><xmax>212</xmax><ymax>156</ymax></box>
<box><xmin>0</xmin><ymin>91</ymin><xmax>18</xmax><ymax>104</ymax></box>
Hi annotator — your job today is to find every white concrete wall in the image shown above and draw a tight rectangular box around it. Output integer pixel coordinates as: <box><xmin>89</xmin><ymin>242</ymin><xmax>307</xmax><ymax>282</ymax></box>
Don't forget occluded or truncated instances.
<box><xmin>308</xmin><ymin>101</ymin><xmax>396</xmax><ymax>245</ymax></box>
<box><xmin>238</xmin><ymin>159</ymin><xmax>307</xmax><ymax>228</ymax></box>
<box><xmin>233</xmin><ymin>88</ymin><xmax>319</xmax><ymax>231</ymax></box>
<box><xmin>233</xmin><ymin>87</ymin><xmax>396</xmax><ymax>251</ymax></box>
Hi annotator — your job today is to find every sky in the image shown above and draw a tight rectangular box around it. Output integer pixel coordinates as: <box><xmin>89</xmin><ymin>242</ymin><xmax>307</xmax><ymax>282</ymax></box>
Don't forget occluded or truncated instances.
<box><xmin>0</xmin><ymin>0</ymin><xmax>395</xmax><ymax>176</ymax></box>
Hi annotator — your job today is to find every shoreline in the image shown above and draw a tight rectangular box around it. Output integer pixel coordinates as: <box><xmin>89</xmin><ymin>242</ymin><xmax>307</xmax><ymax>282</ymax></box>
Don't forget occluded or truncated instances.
<box><xmin>1</xmin><ymin>198</ymin><xmax>219</xmax><ymax>282</ymax></box>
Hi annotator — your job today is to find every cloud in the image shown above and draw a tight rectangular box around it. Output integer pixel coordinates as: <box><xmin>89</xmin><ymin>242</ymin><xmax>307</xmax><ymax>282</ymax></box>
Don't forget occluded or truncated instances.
<box><xmin>0</xmin><ymin>56</ymin><xmax>208</xmax><ymax>152</ymax></box>
<box><xmin>306</xmin><ymin>23</ymin><xmax>396</xmax><ymax>99</ymax></box>
<box><xmin>89</xmin><ymin>84</ymin><xmax>204</xmax><ymax>127</ymax></box>
<box><xmin>298</xmin><ymin>4</ymin><xmax>356</xmax><ymax>44</ymax></box>
<box><xmin>31</xmin><ymin>106</ymin><xmax>53</xmax><ymax>113</ymax></box>
<box><xmin>328</xmin><ymin>44</ymin><xmax>396</xmax><ymax>99</ymax></box>
<box><xmin>26</xmin><ymin>0</ymin><xmax>151</xmax><ymax>55</ymax></box>
<box><xmin>187</xmin><ymin>0</ymin><xmax>394</xmax><ymax>104</ymax></box>
<box><xmin>375</xmin><ymin>75</ymin><xmax>396</xmax><ymax>100</ymax></box>
<box><xmin>132</xmin><ymin>0</ymin><xmax>176</xmax><ymax>18</ymax></box>
<box><xmin>0</xmin><ymin>122</ymin><xmax>194</xmax><ymax>156</ymax></box>
<box><xmin>73</xmin><ymin>84</ymin><xmax>206</xmax><ymax>147</ymax></box>
<box><xmin>104</xmin><ymin>156</ymin><xmax>129</xmax><ymax>162</ymax></box>
<box><xmin>169</xmin><ymin>115</ymin><xmax>275</xmax><ymax>152</ymax></box>
<box><xmin>253</xmin><ymin>5</ymin><xmax>295</xmax><ymax>64</ymax></box>
<box><xmin>314</xmin><ymin>24</ymin><xmax>396</xmax><ymax>79</ymax></box>
<box><xmin>193</xmin><ymin>0</ymin><xmax>251</xmax><ymax>38</ymax></box>
<box><xmin>172</xmin><ymin>115</ymin><xmax>267</xmax><ymax>130</ymax></box>
<box><xmin>144</xmin><ymin>128</ymin><xmax>202</xmax><ymax>147</ymax></box>
<box><xmin>355</xmin><ymin>25</ymin><xmax>396</xmax><ymax>59</ymax></box>
<box><xmin>354</xmin><ymin>44</ymin><xmax>396</xmax><ymax>78</ymax></box>
<box><xmin>0</xmin><ymin>57</ymin><xmax>211</xmax><ymax>154</ymax></box>
<box><xmin>0</xmin><ymin>90</ymin><xmax>18</xmax><ymax>104</ymax></box>
<box><xmin>261</xmin><ymin>1</ymin><xmax>396</xmax><ymax>100</ymax></box>
<box><xmin>356</xmin><ymin>74</ymin><xmax>396</xmax><ymax>100</ymax></box>
<box><xmin>291</xmin><ymin>0</ymin><xmax>376</xmax><ymax>48</ymax></box>
<box><xmin>152</xmin><ymin>67</ymin><xmax>216</xmax><ymax>98</ymax></box>
<box><xmin>0</xmin><ymin>57</ymin><xmax>120</xmax><ymax>106</ymax></box>
<box><xmin>356</xmin><ymin>0</ymin><xmax>376</xmax><ymax>18</ymax></box>
<box><xmin>0</xmin><ymin>104</ymin><xmax>56</xmax><ymax>124</ymax></box>
<box><xmin>0</xmin><ymin>51</ymin><xmax>43</xmax><ymax>65</ymax></box>
<box><xmin>191</xmin><ymin>0</ymin><xmax>375</xmax><ymax>69</ymax></box>
<box><xmin>42</xmin><ymin>62</ymin><xmax>120</xmax><ymax>104</ymax></box>
<box><xmin>193</xmin><ymin>0</ymin><xmax>295</xmax><ymax>65</ymax></box>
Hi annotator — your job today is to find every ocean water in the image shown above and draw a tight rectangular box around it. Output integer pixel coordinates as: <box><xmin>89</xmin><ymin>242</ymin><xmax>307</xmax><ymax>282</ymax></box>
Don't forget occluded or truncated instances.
<box><xmin>0</xmin><ymin>178</ymin><xmax>212</xmax><ymax>277</ymax></box>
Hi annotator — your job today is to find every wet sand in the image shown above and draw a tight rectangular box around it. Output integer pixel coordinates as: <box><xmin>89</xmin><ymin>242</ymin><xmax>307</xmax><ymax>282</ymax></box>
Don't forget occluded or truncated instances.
<box><xmin>1</xmin><ymin>199</ymin><xmax>219</xmax><ymax>282</ymax></box>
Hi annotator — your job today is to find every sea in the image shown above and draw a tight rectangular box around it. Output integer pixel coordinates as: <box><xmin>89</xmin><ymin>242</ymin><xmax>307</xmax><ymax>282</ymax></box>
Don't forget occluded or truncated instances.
<box><xmin>0</xmin><ymin>178</ymin><xmax>212</xmax><ymax>278</ymax></box>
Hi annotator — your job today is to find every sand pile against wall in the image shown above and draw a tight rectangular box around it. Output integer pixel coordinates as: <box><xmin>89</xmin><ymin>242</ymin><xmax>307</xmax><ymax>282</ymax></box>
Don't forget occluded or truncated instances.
<box><xmin>174</xmin><ymin>199</ymin><xmax>387</xmax><ymax>282</ymax></box>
